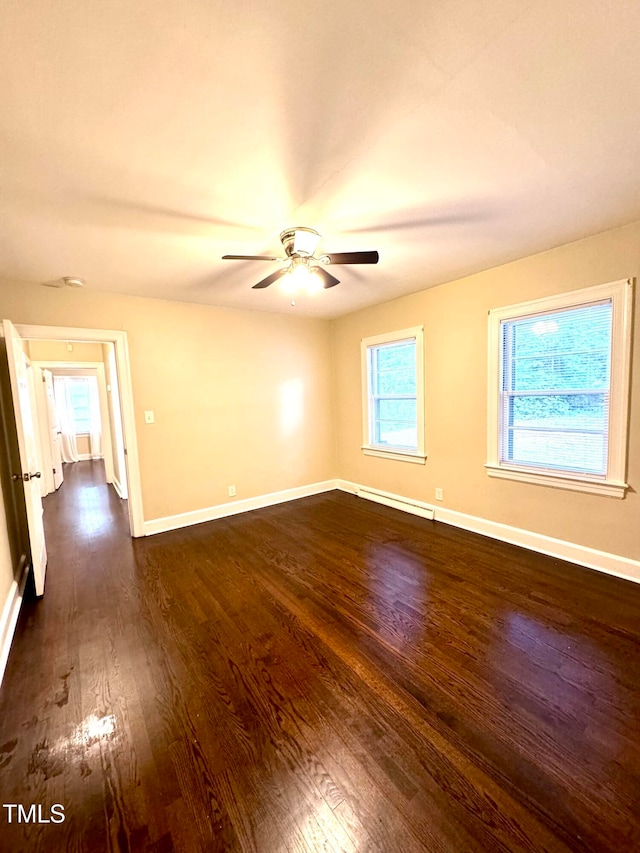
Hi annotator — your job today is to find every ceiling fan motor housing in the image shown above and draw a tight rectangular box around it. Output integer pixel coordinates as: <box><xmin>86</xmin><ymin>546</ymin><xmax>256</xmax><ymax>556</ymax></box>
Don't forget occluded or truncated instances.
<box><xmin>280</xmin><ymin>227</ymin><xmax>321</xmax><ymax>257</ymax></box>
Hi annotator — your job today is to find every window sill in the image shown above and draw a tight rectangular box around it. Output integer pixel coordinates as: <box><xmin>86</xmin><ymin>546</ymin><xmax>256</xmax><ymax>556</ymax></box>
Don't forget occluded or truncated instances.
<box><xmin>362</xmin><ymin>446</ymin><xmax>426</xmax><ymax>465</ymax></box>
<box><xmin>485</xmin><ymin>463</ymin><xmax>627</xmax><ymax>498</ymax></box>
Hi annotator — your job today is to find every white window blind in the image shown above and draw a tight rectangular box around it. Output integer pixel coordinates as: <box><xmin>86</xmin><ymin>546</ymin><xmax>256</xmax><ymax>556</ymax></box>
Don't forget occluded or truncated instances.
<box><xmin>500</xmin><ymin>300</ymin><xmax>612</xmax><ymax>476</ymax></box>
<box><xmin>367</xmin><ymin>338</ymin><xmax>418</xmax><ymax>451</ymax></box>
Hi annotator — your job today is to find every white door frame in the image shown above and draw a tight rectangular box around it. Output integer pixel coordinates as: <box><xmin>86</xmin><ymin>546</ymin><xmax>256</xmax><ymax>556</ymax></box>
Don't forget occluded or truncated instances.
<box><xmin>16</xmin><ymin>325</ymin><xmax>144</xmax><ymax>537</ymax></box>
<box><xmin>32</xmin><ymin>365</ymin><xmax>56</xmax><ymax>496</ymax></box>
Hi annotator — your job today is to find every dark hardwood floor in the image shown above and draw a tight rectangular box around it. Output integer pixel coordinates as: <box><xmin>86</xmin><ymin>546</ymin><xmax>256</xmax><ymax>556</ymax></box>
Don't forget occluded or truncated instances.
<box><xmin>1</xmin><ymin>461</ymin><xmax>639</xmax><ymax>851</ymax></box>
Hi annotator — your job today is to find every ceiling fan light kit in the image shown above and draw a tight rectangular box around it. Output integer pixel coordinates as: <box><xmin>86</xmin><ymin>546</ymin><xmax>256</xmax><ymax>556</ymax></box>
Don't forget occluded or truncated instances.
<box><xmin>222</xmin><ymin>227</ymin><xmax>379</xmax><ymax>305</ymax></box>
<box><xmin>281</xmin><ymin>259</ymin><xmax>323</xmax><ymax>306</ymax></box>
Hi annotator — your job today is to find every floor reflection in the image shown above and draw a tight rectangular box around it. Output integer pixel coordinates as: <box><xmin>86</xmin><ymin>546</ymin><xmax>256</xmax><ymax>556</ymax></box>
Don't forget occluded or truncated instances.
<box><xmin>43</xmin><ymin>459</ymin><xmax>128</xmax><ymax>542</ymax></box>
<box><xmin>362</xmin><ymin>541</ymin><xmax>430</xmax><ymax>657</ymax></box>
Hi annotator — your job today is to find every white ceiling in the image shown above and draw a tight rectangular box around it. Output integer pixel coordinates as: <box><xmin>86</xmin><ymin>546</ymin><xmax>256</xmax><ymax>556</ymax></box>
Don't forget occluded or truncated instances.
<box><xmin>2</xmin><ymin>0</ymin><xmax>640</xmax><ymax>318</ymax></box>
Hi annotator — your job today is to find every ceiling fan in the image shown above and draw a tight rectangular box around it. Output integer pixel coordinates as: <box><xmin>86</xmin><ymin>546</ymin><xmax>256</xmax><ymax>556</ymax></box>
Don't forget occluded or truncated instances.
<box><xmin>222</xmin><ymin>227</ymin><xmax>379</xmax><ymax>299</ymax></box>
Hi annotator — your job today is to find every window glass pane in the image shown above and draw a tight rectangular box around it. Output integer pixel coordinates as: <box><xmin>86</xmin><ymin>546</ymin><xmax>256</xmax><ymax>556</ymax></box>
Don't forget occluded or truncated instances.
<box><xmin>377</xmin><ymin>398</ymin><xmax>417</xmax><ymax>422</ymax></box>
<box><xmin>376</xmin><ymin>421</ymin><xmax>417</xmax><ymax>448</ymax></box>
<box><xmin>69</xmin><ymin>378</ymin><xmax>92</xmax><ymax>433</ymax></box>
<box><xmin>376</xmin><ymin>366</ymin><xmax>416</xmax><ymax>395</ymax></box>
<box><xmin>366</xmin><ymin>334</ymin><xmax>420</xmax><ymax>453</ymax></box>
<box><xmin>508</xmin><ymin>302</ymin><xmax>612</xmax><ymax>359</ymax></box>
<box><xmin>501</xmin><ymin>300</ymin><xmax>612</xmax><ymax>476</ymax></box>
<box><xmin>510</xmin><ymin>394</ymin><xmax>608</xmax><ymax>429</ymax></box>
<box><xmin>512</xmin><ymin>352</ymin><xmax>610</xmax><ymax>391</ymax></box>
<box><xmin>376</xmin><ymin>341</ymin><xmax>415</xmax><ymax>371</ymax></box>
<box><xmin>508</xmin><ymin>429</ymin><xmax>607</xmax><ymax>474</ymax></box>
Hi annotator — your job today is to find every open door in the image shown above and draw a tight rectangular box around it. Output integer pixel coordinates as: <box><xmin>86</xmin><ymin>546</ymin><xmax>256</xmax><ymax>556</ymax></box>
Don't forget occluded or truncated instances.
<box><xmin>44</xmin><ymin>369</ymin><xmax>64</xmax><ymax>490</ymax></box>
<box><xmin>3</xmin><ymin>319</ymin><xmax>47</xmax><ymax>596</ymax></box>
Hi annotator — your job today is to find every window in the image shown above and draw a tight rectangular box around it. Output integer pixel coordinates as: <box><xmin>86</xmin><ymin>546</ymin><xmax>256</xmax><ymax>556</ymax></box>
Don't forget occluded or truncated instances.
<box><xmin>487</xmin><ymin>279</ymin><xmax>632</xmax><ymax>497</ymax></box>
<box><xmin>361</xmin><ymin>326</ymin><xmax>425</xmax><ymax>463</ymax></box>
<box><xmin>68</xmin><ymin>377</ymin><xmax>93</xmax><ymax>434</ymax></box>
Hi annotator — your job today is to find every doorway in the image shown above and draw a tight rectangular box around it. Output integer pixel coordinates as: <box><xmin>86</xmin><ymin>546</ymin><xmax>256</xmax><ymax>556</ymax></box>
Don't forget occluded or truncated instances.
<box><xmin>14</xmin><ymin>324</ymin><xmax>143</xmax><ymax>537</ymax></box>
<box><xmin>4</xmin><ymin>322</ymin><xmax>144</xmax><ymax>598</ymax></box>
<box><xmin>28</xmin><ymin>343</ymin><xmax>128</xmax><ymax>502</ymax></box>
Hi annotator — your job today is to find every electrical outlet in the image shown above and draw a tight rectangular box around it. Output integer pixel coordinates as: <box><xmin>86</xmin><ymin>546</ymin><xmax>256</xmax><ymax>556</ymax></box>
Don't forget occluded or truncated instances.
<box><xmin>228</xmin><ymin>485</ymin><xmax>236</xmax><ymax>497</ymax></box>
<box><xmin>435</xmin><ymin>487</ymin><xmax>443</xmax><ymax>501</ymax></box>
<box><xmin>144</xmin><ymin>410</ymin><xmax>155</xmax><ymax>424</ymax></box>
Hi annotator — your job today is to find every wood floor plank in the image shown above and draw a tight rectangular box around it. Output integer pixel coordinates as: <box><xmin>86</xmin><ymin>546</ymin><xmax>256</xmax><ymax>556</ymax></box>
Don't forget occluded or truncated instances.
<box><xmin>1</xmin><ymin>460</ymin><xmax>639</xmax><ymax>851</ymax></box>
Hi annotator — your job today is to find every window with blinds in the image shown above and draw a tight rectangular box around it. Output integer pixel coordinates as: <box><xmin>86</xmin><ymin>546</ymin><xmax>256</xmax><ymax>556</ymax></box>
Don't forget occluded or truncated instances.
<box><xmin>487</xmin><ymin>278</ymin><xmax>632</xmax><ymax>497</ymax></box>
<box><xmin>500</xmin><ymin>301</ymin><xmax>612</xmax><ymax>475</ymax></box>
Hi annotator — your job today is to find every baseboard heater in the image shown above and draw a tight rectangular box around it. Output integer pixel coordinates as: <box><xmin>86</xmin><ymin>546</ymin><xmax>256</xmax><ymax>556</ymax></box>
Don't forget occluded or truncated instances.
<box><xmin>355</xmin><ymin>487</ymin><xmax>435</xmax><ymax>520</ymax></box>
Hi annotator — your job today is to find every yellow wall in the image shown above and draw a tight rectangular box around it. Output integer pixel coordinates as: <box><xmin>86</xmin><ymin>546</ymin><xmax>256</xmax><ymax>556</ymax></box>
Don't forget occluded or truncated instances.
<box><xmin>27</xmin><ymin>340</ymin><xmax>104</xmax><ymax>362</ymax></box>
<box><xmin>76</xmin><ymin>434</ymin><xmax>91</xmax><ymax>456</ymax></box>
<box><xmin>332</xmin><ymin>220</ymin><xmax>640</xmax><ymax>561</ymax></box>
<box><xmin>1</xmin><ymin>218</ymin><xmax>638</xmax><ymax>564</ymax></box>
<box><xmin>1</xmin><ymin>285</ymin><xmax>335</xmax><ymax>521</ymax></box>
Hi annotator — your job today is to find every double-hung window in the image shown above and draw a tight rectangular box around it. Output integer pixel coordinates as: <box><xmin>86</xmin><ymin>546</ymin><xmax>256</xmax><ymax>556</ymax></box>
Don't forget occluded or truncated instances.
<box><xmin>68</xmin><ymin>377</ymin><xmax>92</xmax><ymax>434</ymax></box>
<box><xmin>361</xmin><ymin>326</ymin><xmax>425</xmax><ymax>463</ymax></box>
<box><xmin>487</xmin><ymin>279</ymin><xmax>632</xmax><ymax>497</ymax></box>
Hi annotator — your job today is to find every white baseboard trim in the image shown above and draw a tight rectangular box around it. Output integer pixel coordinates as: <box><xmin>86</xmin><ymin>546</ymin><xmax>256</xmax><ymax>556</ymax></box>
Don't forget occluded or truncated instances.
<box><xmin>336</xmin><ymin>480</ymin><xmax>640</xmax><ymax>585</ymax></box>
<box><xmin>435</xmin><ymin>506</ymin><xmax>640</xmax><ymax>584</ymax></box>
<box><xmin>335</xmin><ymin>479</ymin><xmax>358</xmax><ymax>494</ymax></box>
<box><xmin>144</xmin><ymin>480</ymin><xmax>339</xmax><ymax>536</ymax></box>
<box><xmin>77</xmin><ymin>454</ymin><xmax>103</xmax><ymax>462</ymax></box>
<box><xmin>0</xmin><ymin>556</ymin><xmax>29</xmax><ymax>689</ymax></box>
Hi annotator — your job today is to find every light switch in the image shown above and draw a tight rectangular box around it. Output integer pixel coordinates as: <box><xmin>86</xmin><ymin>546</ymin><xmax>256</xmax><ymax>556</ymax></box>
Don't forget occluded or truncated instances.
<box><xmin>144</xmin><ymin>410</ymin><xmax>155</xmax><ymax>424</ymax></box>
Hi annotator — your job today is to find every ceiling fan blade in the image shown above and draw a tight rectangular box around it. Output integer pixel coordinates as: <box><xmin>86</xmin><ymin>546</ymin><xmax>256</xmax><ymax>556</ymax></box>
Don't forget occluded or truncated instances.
<box><xmin>252</xmin><ymin>268</ymin><xmax>288</xmax><ymax>289</ymax></box>
<box><xmin>325</xmin><ymin>251</ymin><xmax>379</xmax><ymax>264</ymax></box>
<box><xmin>222</xmin><ymin>254</ymin><xmax>281</xmax><ymax>261</ymax></box>
<box><xmin>314</xmin><ymin>267</ymin><xmax>340</xmax><ymax>288</ymax></box>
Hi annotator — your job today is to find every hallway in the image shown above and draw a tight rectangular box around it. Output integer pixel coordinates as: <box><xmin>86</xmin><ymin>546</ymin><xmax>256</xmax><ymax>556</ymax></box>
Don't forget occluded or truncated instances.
<box><xmin>1</xmin><ymin>463</ymin><xmax>640</xmax><ymax>851</ymax></box>
<box><xmin>0</xmin><ymin>461</ymin><xmax>135</xmax><ymax>850</ymax></box>
<box><xmin>43</xmin><ymin>459</ymin><xmax>129</xmax><ymax>545</ymax></box>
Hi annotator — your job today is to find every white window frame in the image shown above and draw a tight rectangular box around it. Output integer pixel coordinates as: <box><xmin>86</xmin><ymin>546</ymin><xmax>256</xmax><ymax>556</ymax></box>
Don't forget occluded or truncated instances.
<box><xmin>361</xmin><ymin>326</ymin><xmax>426</xmax><ymax>464</ymax></box>
<box><xmin>486</xmin><ymin>278</ymin><xmax>633</xmax><ymax>498</ymax></box>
